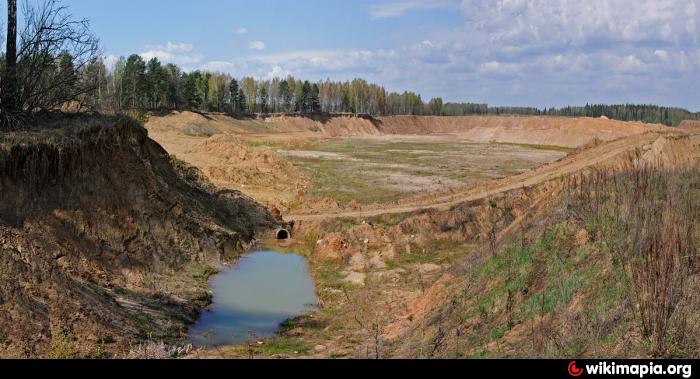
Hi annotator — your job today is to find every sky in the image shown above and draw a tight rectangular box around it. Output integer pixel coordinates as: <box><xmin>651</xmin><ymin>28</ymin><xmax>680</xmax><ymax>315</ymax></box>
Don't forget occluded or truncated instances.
<box><xmin>56</xmin><ymin>0</ymin><xmax>700</xmax><ymax>110</ymax></box>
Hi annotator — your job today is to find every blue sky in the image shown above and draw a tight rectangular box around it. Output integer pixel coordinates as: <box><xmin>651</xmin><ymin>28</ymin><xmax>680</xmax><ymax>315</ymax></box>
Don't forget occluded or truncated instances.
<box><xmin>59</xmin><ymin>0</ymin><xmax>699</xmax><ymax>110</ymax></box>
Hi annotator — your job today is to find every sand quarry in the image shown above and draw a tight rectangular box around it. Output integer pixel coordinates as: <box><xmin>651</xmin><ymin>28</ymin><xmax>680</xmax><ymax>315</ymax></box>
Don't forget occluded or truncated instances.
<box><xmin>145</xmin><ymin>111</ymin><xmax>683</xmax><ymax>219</ymax></box>
<box><xmin>141</xmin><ymin>111</ymin><xmax>700</xmax><ymax>358</ymax></box>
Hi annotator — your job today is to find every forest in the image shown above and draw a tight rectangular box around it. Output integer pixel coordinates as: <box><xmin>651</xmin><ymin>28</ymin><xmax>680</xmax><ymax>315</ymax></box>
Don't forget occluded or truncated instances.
<box><xmin>65</xmin><ymin>54</ymin><xmax>699</xmax><ymax>127</ymax></box>
<box><xmin>0</xmin><ymin>0</ymin><xmax>696</xmax><ymax>128</ymax></box>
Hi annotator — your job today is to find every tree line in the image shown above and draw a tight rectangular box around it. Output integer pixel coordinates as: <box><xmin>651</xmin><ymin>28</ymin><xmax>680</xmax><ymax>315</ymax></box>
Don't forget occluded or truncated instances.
<box><xmin>0</xmin><ymin>0</ymin><xmax>697</xmax><ymax>129</ymax></box>
<box><xmin>77</xmin><ymin>55</ymin><xmax>699</xmax><ymax>126</ymax></box>
<box><xmin>441</xmin><ymin>103</ymin><xmax>700</xmax><ymax>127</ymax></box>
<box><xmin>77</xmin><ymin>55</ymin><xmax>427</xmax><ymax>117</ymax></box>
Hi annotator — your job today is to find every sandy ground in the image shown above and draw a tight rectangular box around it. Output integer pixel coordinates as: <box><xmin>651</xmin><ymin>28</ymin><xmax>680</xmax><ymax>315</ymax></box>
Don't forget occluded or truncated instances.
<box><xmin>145</xmin><ymin>111</ymin><xmax>672</xmax><ymax>214</ymax></box>
<box><xmin>286</xmin><ymin>130</ymin><xmax>699</xmax><ymax>221</ymax></box>
<box><xmin>277</xmin><ymin>137</ymin><xmax>566</xmax><ymax>206</ymax></box>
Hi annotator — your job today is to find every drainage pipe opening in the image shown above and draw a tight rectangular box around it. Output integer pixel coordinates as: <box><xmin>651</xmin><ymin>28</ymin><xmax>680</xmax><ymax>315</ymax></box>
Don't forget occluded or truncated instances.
<box><xmin>276</xmin><ymin>229</ymin><xmax>290</xmax><ymax>240</ymax></box>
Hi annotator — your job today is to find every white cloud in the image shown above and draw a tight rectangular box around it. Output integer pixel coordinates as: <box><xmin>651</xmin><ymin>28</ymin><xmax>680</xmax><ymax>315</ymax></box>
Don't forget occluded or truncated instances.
<box><xmin>103</xmin><ymin>54</ymin><xmax>119</xmax><ymax>70</ymax></box>
<box><xmin>251</xmin><ymin>49</ymin><xmax>397</xmax><ymax>75</ymax></box>
<box><xmin>145</xmin><ymin>41</ymin><xmax>194</xmax><ymax>53</ymax></box>
<box><xmin>479</xmin><ymin>61</ymin><xmax>522</xmax><ymax>76</ymax></box>
<box><xmin>140</xmin><ymin>50</ymin><xmax>202</xmax><ymax>66</ymax></box>
<box><xmin>202</xmin><ymin>61</ymin><xmax>236</xmax><ymax>72</ymax></box>
<box><xmin>140</xmin><ymin>41</ymin><xmax>201</xmax><ymax>67</ymax></box>
<box><xmin>147</xmin><ymin>1</ymin><xmax>698</xmax><ymax>110</ymax></box>
<box><xmin>164</xmin><ymin>42</ymin><xmax>193</xmax><ymax>53</ymax></box>
<box><xmin>458</xmin><ymin>0</ymin><xmax>697</xmax><ymax>47</ymax></box>
<box><xmin>248</xmin><ymin>41</ymin><xmax>266</xmax><ymax>50</ymax></box>
<box><xmin>370</xmin><ymin>0</ymin><xmax>457</xmax><ymax>19</ymax></box>
<box><xmin>236</xmin><ymin>27</ymin><xmax>248</xmax><ymax>35</ymax></box>
<box><xmin>266</xmin><ymin>65</ymin><xmax>292</xmax><ymax>80</ymax></box>
<box><xmin>613</xmin><ymin>55</ymin><xmax>649</xmax><ymax>74</ymax></box>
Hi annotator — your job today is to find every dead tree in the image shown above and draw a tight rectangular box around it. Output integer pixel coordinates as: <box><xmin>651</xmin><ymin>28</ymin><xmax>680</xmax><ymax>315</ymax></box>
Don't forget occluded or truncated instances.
<box><xmin>1</xmin><ymin>0</ymin><xmax>100</xmax><ymax>128</ymax></box>
<box><xmin>2</xmin><ymin>0</ymin><xmax>19</xmax><ymax>118</ymax></box>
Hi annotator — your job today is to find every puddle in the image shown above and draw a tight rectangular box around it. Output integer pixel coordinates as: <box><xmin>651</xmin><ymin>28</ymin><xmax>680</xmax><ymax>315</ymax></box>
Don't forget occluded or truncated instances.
<box><xmin>189</xmin><ymin>251</ymin><xmax>317</xmax><ymax>347</ymax></box>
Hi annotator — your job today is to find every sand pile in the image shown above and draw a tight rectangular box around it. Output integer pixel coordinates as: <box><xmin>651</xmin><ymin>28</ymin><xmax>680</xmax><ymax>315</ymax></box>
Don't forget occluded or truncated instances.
<box><xmin>639</xmin><ymin>135</ymin><xmax>698</xmax><ymax>169</ymax></box>
<box><xmin>193</xmin><ymin>135</ymin><xmax>308</xmax><ymax>209</ymax></box>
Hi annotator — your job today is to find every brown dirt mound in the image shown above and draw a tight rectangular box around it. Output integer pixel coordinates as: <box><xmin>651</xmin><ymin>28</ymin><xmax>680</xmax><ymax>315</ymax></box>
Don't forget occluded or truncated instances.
<box><xmin>0</xmin><ymin>116</ymin><xmax>278</xmax><ymax>357</ymax></box>
<box><xmin>269</xmin><ymin>114</ymin><xmax>380</xmax><ymax>137</ymax></box>
<box><xmin>146</xmin><ymin>113</ymin><xmax>310</xmax><ymax>210</ymax></box>
<box><xmin>190</xmin><ymin>134</ymin><xmax>308</xmax><ymax>210</ymax></box>
<box><xmin>638</xmin><ymin>134</ymin><xmax>697</xmax><ymax>169</ymax></box>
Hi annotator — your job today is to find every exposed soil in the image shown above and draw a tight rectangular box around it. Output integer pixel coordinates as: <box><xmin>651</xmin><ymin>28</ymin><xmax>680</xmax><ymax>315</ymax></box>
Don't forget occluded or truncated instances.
<box><xmin>0</xmin><ymin>115</ymin><xmax>280</xmax><ymax>358</ymax></box>
<box><xmin>2</xmin><ymin>110</ymin><xmax>691</xmax><ymax>359</ymax></box>
<box><xmin>372</xmin><ymin>115</ymin><xmax>663</xmax><ymax>148</ymax></box>
<box><xmin>142</xmin><ymin>111</ymin><xmax>699</xmax><ymax>359</ymax></box>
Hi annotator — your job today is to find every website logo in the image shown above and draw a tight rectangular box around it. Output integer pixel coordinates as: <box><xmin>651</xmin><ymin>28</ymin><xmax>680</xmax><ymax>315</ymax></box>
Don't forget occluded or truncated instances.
<box><xmin>569</xmin><ymin>361</ymin><xmax>584</xmax><ymax>377</ymax></box>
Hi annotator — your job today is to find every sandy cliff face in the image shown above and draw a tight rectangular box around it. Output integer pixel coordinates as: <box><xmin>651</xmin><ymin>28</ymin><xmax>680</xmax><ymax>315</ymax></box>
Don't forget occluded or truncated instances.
<box><xmin>0</xmin><ymin>116</ymin><xmax>278</xmax><ymax>357</ymax></box>
<box><xmin>262</xmin><ymin>114</ymin><xmax>664</xmax><ymax>147</ymax></box>
<box><xmin>148</xmin><ymin>112</ymin><xmax>664</xmax><ymax>149</ymax></box>
<box><xmin>373</xmin><ymin>115</ymin><xmax>664</xmax><ymax>148</ymax></box>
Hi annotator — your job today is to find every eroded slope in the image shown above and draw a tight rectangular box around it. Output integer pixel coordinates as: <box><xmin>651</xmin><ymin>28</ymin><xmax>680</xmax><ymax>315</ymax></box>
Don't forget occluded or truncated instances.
<box><xmin>0</xmin><ymin>115</ymin><xmax>279</xmax><ymax>357</ymax></box>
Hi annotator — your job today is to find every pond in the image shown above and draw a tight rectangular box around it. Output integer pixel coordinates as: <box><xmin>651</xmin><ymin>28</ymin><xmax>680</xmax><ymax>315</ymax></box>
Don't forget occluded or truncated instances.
<box><xmin>188</xmin><ymin>251</ymin><xmax>317</xmax><ymax>347</ymax></box>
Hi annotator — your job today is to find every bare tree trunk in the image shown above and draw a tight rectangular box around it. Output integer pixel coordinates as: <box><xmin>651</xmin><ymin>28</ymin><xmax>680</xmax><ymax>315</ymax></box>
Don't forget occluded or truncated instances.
<box><xmin>4</xmin><ymin>0</ymin><xmax>18</xmax><ymax>112</ymax></box>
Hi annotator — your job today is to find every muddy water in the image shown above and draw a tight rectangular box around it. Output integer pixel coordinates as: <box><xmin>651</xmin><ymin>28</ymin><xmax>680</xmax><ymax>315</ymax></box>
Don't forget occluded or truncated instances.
<box><xmin>189</xmin><ymin>251</ymin><xmax>317</xmax><ymax>347</ymax></box>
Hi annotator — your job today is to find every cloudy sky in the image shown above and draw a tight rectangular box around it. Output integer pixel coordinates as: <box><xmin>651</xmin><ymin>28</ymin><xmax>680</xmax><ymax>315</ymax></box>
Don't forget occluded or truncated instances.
<box><xmin>66</xmin><ymin>0</ymin><xmax>699</xmax><ymax>110</ymax></box>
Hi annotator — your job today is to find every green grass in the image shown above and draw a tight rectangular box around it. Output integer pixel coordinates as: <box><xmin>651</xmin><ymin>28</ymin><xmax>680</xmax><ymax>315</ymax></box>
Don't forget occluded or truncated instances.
<box><xmin>489</xmin><ymin>324</ymin><xmax>510</xmax><ymax>341</ymax></box>
<box><xmin>194</xmin><ymin>266</ymin><xmax>220</xmax><ymax>284</ymax></box>
<box><xmin>280</xmin><ymin>138</ymin><xmax>566</xmax><ymax>205</ymax></box>
<box><xmin>496</xmin><ymin>142</ymin><xmax>572</xmax><ymax>153</ymax></box>
<box><xmin>321</xmin><ymin>218</ymin><xmax>361</xmax><ymax>232</ymax></box>
<box><xmin>258</xmin><ymin>337</ymin><xmax>311</xmax><ymax>355</ymax></box>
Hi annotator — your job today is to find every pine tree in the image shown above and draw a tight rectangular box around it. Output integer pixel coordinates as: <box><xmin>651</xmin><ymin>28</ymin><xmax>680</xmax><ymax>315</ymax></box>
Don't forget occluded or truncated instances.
<box><xmin>300</xmin><ymin>81</ymin><xmax>312</xmax><ymax>113</ymax></box>
<box><xmin>310</xmin><ymin>83</ymin><xmax>321</xmax><ymax>113</ymax></box>
<box><xmin>57</xmin><ymin>52</ymin><xmax>77</xmax><ymax>105</ymax></box>
<box><xmin>237</xmin><ymin>89</ymin><xmax>247</xmax><ymax>114</ymax></box>
<box><xmin>229</xmin><ymin>79</ymin><xmax>239</xmax><ymax>113</ymax></box>
<box><xmin>258</xmin><ymin>83</ymin><xmax>268</xmax><ymax>113</ymax></box>
<box><xmin>124</xmin><ymin>54</ymin><xmax>146</xmax><ymax>109</ymax></box>
<box><xmin>279</xmin><ymin>80</ymin><xmax>290</xmax><ymax>112</ymax></box>
<box><xmin>145</xmin><ymin>57</ymin><xmax>164</xmax><ymax>109</ymax></box>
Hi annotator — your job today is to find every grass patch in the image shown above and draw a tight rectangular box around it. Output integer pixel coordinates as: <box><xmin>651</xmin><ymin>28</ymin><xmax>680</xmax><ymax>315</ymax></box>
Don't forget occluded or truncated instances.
<box><xmin>258</xmin><ymin>337</ymin><xmax>310</xmax><ymax>356</ymax></box>
<box><xmin>489</xmin><ymin>324</ymin><xmax>510</xmax><ymax>341</ymax></box>
<box><xmin>194</xmin><ymin>266</ymin><xmax>220</xmax><ymax>284</ymax></box>
<box><xmin>496</xmin><ymin>142</ymin><xmax>572</xmax><ymax>153</ymax></box>
<box><xmin>280</xmin><ymin>138</ymin><xmax>565</xmax><ymax>205</ymax></box>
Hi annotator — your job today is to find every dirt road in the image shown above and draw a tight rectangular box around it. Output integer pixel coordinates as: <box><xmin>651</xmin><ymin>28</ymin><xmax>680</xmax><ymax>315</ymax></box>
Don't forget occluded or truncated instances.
<box><xmin>285</xmin><ymin>130</ymin><xmax>698</xmax><ymax>222</ymax></box>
